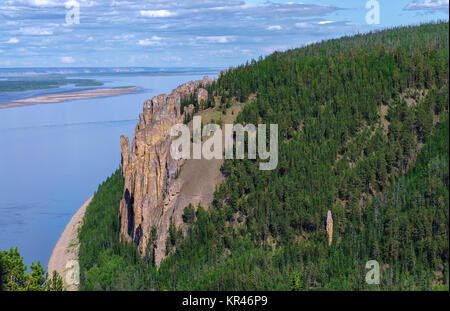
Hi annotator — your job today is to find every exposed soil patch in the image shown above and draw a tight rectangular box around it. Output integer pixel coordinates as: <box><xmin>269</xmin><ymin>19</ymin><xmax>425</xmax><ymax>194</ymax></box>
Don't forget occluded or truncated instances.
<box><xmin>174</xmin><ymin>101</ymin><xmax>246</xmax><ymax>212</ymax></box>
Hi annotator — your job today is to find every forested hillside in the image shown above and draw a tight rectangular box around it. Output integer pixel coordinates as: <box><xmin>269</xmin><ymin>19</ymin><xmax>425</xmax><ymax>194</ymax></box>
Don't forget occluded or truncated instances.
<box><xmin>78</xmin><ymin>22</ymin><xmax>449</xmax><ymax>290</ymax></box>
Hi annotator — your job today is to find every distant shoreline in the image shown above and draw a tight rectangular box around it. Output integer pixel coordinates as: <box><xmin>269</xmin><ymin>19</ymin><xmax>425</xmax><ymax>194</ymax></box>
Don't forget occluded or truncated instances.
<box><xmin>0</xmin><ymin>86</ymin><xmax>139</xmax><ymax>109</ymax></box>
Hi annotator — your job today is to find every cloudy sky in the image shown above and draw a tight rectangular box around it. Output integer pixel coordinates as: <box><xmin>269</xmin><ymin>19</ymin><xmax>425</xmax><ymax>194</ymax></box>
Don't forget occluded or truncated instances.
<box><xmin>0</xmin><ymin>0</ymin><xmax>448</xmax><ymax>68</ymax></box>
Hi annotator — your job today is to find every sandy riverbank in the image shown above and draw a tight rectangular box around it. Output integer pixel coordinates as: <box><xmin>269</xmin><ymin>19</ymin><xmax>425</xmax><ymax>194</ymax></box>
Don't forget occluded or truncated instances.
<box><xmin>0</xmin><ymin>103</ymin><xmax>29</xmax><ymax>109</ymax></box>
<box><xmin>47</xmin><ymin>196</ymin><xmax>93</xmax><ymax>291</ymax></box>
<box><xmin>0</xmin><ymin>87</ymin><xmax>138</xmax><ymax>109</ymax></box>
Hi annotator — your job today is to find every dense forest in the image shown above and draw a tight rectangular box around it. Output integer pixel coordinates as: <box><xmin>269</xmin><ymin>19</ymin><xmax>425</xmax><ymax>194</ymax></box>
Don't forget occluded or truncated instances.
<box><xmin>77</xmin><ymin>22</ymin><xmax>449</xmax><ymax>290</ymax></box>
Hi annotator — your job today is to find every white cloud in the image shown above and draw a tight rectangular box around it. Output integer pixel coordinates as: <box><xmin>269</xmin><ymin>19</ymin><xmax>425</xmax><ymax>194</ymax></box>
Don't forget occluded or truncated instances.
<box><xmin>318</xmin><ymin>20</ymin><xmax>334</xmax><ymax>25</ymax></box>
<box><xmin>17</xmin><ymin>0</ymin><xmax>60</xmax><ymax>6</ymax></box>
<box><xmin>60</xmin><ymin>56</ymin><xmax>75</xmax><ymax>63</ymax></box>
<box><xmin>113</xmin><ymin>34</ymin><xmax>135</xmax><ymax>41</ymax></box>
<box><xmin>295</xmin><ymin>22</ymin><xmax>311</xmax><ymax>28</ymax></box>
<box><xmin>405</xmin><ymin>0</ymin><xmax>449</xmax><ymax>11</ymax></box>
<box><xmin>210</xmin><ymin>49</ymin><xmax>233</xmax><ymax>56</ymax></box>
<box><xmin>128</xmin><ymin>54</ymin><xmax>150</xmax><ymax>65</ymax></box>
<box><xmin>0</xmin><ymin>1</ymin><xmax>365</xmax><ymax>67</ymax></box>
<box><xmin>6</xmin><ymin>38</ymin><xmax>19</xmax><ymax>44</ymax></box>
<box><xmin>302</xmin><ymin>40</ymin><xmax>320</xmax><ymax>47</ymax></box>
<box><xmin>267</xmin><ymin>25</ymin><xmax>282</xmax><ymax>31</ymax></box>
<box><xmin>195</xmin><ymin>36</ymin><xmax>236</xmax><ymax>43</ymax></box>
<box><xmin>15</xmin><ymin>0</ymin><xmax>92</xmax><ymax>7</ymax></box>
<box><xmin>33</xmin><ymin>0</ymin><xmax>57</xmax><ymax>5</ymax></box>
<box><xmin>138</xmin><ymin>36</ymin><xmax>164</xmax><ymax>46</ymax></box>
<box><xmin>140</xmin><ymin>10</ymin><xmax>175</xmax><ymax>17</ymax></box>
<box><xmin>263</xmin><ymin>45</ymin><xmax>288</xmax><ymax>54</ymax></box>
<box><xmin>163</xmin><ymin>55</ymin><xmax>182</xmax><ymax>62</ymax></box>
<box><xmin>19</xmin><ymin>27</ymin><xmax>53</xmax><ymax>35</ymax></box>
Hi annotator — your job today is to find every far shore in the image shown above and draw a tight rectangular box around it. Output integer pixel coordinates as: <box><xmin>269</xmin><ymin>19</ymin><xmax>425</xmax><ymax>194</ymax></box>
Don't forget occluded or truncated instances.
<box><xmin>47</xmin><ymin>196</ymin><xmax>93</xmax><ymax>291</ymax></box>
<box><xmin>0</xmin><ymin>86</ymin><xmax>139</xmax><ymax>109</ymax></box>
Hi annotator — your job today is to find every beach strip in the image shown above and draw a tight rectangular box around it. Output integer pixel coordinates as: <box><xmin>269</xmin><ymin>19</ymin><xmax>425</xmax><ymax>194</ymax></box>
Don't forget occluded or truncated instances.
<box><xmin>47</xmin><ymin>196</ymin><xmax>93</xmax><ymax>291</ymax></box>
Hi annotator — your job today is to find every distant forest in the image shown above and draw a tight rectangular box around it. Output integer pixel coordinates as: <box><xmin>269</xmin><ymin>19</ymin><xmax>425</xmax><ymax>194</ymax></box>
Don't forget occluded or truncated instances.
<box><xmin>74</xmin><ymin>22</ymin><xmax>449</xmax><ymax>290</ymax></box>
<box><xmin>0</xmin><ymin>78</ymin><xmax>103</xmax><ymax>93</ymax></box>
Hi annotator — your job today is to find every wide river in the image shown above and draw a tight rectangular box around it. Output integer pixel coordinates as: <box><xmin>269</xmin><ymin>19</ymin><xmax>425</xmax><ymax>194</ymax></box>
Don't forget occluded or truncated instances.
<box><xmin>0</xmin><ymin>72</ymin><xmax>217</xmax><ymax>267</ymax></box>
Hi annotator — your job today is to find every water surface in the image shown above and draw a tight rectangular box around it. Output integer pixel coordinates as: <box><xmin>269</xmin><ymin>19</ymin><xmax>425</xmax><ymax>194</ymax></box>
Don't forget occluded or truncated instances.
<box><xmin>0</xmin><ymin>72</ymin><xmax>216</xmax><ymax>267</ymax></box>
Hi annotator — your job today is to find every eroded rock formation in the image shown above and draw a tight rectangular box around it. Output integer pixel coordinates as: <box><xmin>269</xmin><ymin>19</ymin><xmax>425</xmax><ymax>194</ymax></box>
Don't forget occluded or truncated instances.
<box><xmin>197</xmin><ymin>88</ymin><xmax>208</xmax><ymax>109</ymax></box>
<box><xmin>326</xmin><ymin>210</ymin><xmax>333</xmax><ymax>246</ymax></box>
<box><xmin>119</xmin><ymin>76</ymin><xmax>213</xmax><ymax>265</ymax></box>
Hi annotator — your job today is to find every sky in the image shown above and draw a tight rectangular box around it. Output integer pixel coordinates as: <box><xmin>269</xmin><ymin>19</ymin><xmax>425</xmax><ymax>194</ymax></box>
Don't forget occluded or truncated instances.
<box><xmin>0</xmin><ymin>0</ymin><xmax>448</xmax><ymax>68</ymax></box>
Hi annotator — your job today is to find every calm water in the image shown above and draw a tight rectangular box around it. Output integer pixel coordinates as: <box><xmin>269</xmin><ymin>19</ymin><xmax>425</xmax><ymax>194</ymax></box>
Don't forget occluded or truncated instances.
<box><xmin>0</xmin><ymin>72</ymin><xmax>216</xmax><ymax>267</ymax></box>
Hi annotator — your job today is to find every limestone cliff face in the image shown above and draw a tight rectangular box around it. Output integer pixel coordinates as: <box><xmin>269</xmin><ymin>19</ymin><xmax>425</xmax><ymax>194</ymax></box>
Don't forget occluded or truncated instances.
<box><xmin>119</xmin><ymin>76</ymin><xmax>212</xmax><ymax>266</ymax></box>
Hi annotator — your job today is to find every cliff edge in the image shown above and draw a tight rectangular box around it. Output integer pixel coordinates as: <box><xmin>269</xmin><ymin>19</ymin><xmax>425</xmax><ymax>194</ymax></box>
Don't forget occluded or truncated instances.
<box><xmin>119</xmin><ymin>76</ymin><xmax>213</xmax><ymax>265</ymax></box>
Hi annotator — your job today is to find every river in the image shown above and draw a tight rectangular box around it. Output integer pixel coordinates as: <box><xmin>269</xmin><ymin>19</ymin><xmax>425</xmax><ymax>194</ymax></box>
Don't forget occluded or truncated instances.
<box><xmin>0</xmin><ymin>70</ymin><xmax>217</xmax><ymax>267</ymax></box>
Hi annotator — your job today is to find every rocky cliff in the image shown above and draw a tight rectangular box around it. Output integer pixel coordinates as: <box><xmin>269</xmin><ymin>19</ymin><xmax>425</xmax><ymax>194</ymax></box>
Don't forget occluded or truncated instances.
<box><xmin>119</xmin><ymin>76</ymin><xmax>212</xmax><ymax>265</ymax></box>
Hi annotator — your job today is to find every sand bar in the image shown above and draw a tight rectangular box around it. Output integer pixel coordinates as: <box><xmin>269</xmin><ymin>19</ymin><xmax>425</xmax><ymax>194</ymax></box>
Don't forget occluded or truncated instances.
<box><xmin>0</xmin><ymin>87</ymin><xmax>138</xmax><ymax>109</ymax></box>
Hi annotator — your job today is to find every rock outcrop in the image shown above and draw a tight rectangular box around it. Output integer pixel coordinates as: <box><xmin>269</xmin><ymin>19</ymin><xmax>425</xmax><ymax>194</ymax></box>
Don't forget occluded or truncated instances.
<box><xmin>197</xmin><ymin>88</ymin><xmax>208</xmax><ymax>109</ymax></box>
<box><xmin>326</xmin><ymin>210</ymin><xmax>333</xmax><ymax>246</ymax></box>
<box><xmin>119</xmin><ymin>76</ymin><xmax>213</xmax><ymax>266</ymax></box>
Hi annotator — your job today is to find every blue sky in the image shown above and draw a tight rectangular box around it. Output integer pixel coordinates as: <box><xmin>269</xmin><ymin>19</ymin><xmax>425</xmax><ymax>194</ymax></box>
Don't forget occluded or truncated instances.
<box><xmin>0</xmin><ymin>0</ymin><xmax>448</xmax><ymax>68</ymax></box>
